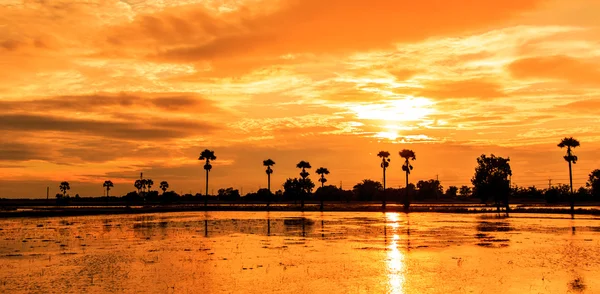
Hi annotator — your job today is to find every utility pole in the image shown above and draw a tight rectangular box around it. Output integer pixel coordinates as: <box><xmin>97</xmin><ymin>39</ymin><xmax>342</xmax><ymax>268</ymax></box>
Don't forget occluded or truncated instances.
<box><xmin>548</xmin><ymin>179</ymin><xmax>552</xmax><ymax>190</ymax></box>
<box><xmin>46</xmin><ymin>187</ymin><xmax>49</xmax><ymax>200</ymax></box>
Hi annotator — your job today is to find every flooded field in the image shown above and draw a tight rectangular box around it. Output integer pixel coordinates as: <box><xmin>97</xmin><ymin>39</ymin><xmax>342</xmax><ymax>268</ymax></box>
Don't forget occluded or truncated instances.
<box><xmin>1</xmin><ymin>212</ymin><xmax>599</xmax><ymax>293</ymax></box>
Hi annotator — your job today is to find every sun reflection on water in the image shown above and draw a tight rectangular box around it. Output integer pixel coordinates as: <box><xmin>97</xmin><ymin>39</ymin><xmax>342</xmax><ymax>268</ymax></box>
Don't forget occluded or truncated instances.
<box><xmin>386</xmin><ymin>213</ymin><xmax>405</xmax><ymax>294</ymax></box>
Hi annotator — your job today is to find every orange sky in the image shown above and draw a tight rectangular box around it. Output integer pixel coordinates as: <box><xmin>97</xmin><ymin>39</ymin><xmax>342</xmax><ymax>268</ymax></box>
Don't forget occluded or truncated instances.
<box><xmin>1</xmin><ymin>0</ymin><xmax>600</xmax><ymax>198</ymax></box>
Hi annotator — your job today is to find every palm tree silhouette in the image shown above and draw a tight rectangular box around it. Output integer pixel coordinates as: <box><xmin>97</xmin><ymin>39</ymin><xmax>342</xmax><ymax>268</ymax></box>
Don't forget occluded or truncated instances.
<box><xmin>316</xmin><ymin>167</ymin><xmax>330</xmax><ymax>211</ymax></box>
<box><xmin>103</xmin><ymin>180</ymin><xmax>113</xmax><ymax>198</ymax></box>
<box><xmin>316</xmin><ymin>167</ymin><xmax>329</xmax><ymax>188</ymax></box>
<box><xmin>377</xmin><ymin>151</ymin><xmax>391</xmax><ymax>209</ymax></box>
<box><xmin>199</xmin><ymin>149</ymin><xmax>217</xmax><ymax>207</ymax></box>
<box><xmin>296</xmin><ymin>160</ymin><xmax>312</xmax><ymax>210</ymax></box>
<box><xmin>141</xmin><ymin>179</ymin><xmax>148</xmax><ymax>193</ymax></box>
<box><xmin>134</xmin><ymin>179</ymin><xmax>143</xmax><ymax>194</ymax></box>
<box><xmin>400</xmin><ymin>149</ymin><xmax>416</xmax><ymax>210</ymax></box>
<box><xmin>160</xmin><ymin>181</ymin><xmax>169</xmax><ymax>194</ymax></box>
<box><xmin>558</xmin><ymin>137</ymin><xmax>580</xmax><ymax>213</ymax></box>
<box><xmin>263</xmin><ymin>159</ymin><xmax>275</xmax><ymax>192</ymax></box>
<box><xmin>263</xmin><ymin>159</ymin><xmax>275</xmax><ymax>208</ymax></box>
<box><xmin>146</xmin><ymin>179</ymin><xmax>154</xmax><ymax>191</ymax></box>
<box><xmin>59</xmin><ymin>181</ymin><xmax>70</xmax><ymax>197</ymax></box>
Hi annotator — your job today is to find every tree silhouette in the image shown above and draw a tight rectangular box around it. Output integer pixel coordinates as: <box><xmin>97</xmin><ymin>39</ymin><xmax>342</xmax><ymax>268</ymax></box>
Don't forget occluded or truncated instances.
<box><xmin>353</xmin><ymin>179</ymin><xmax>383</xmax><ymax>201</ymax></box>
<box><xmin>377</xmin><ymin>151</ymin><xmax>391</xmax><ymax>209</ymax></box>
<box><xmin>316</xmin><ymin>167</ymin><xmax>330</xmax><ymax>188</ymax></box>
<box><xmin>263</xmin><ymin>159</ymin><xmax>276</xmax><ymax>208</ymax></box>
<box><xmin>399</xmin><ymin>149</ymin><xmax>416</xmax><ymax>209</ymax></box>
<box><xmin>103</xmin><ymin>180</ymin><xmax>113</xmax><ymax>199</ymax></box>
<box><xmin>459</xmin><ymin>186</ymin><xmax>472</xmax><ymax>198</ymax></box>
<box><xmin>199</xmin><ymin>149</ymin><xmax>217</xmax><ymax>207</ymax></box>
<box><xmin>146</xmin><ymin>179</ymin><xmax>154</xmax><ymax>191</ymax></box>
<box><xmin>558</xmin><ymin>137</ymin><xmax>580</xmax><ymax>213</ymax></box>
<box><xmin>316</xmin><ymin>167</ymin><xmax>330</xmax><ymax>211</ymax></box>
<box><xmin>587</xmin><ymin>169</ymin><xmax>600</xmax><ymax>198</ymax></box>
<box><xmin>59</xmin><ymin>181</ymin><xmax>70</xmax><ymax>197</ymax></box>
<box><xmin>472</xmin><ymin>154</ymin><xmax>512</xmax><ymax>211</ymax></box>
<box><xmin>160</xmin><ymin>181</ymin><xmax>169</xmax><ymax>194</ymax></box>
<box><xmin>445</xmin><ymin>186</ymin><xmax>458</xmax><ymax>198</ymax></box>
<box><xmin>263</xmin><ymin>159</ymin><xmax>275</xmax><ymax>192</ymax></box>
<box><xmin>134</xmin><ymin>179</ymin><xmax>143</xmax><ymax>194</ymax></box>
<box><xmin>296</xmin><ymin>161</ymin><xmax>312</xmax><ymax>210</ymax></box>
<box><xmin>141</xmin><ymin>179</ymin><xmax>148</xmax><ymax>193</ymax></box>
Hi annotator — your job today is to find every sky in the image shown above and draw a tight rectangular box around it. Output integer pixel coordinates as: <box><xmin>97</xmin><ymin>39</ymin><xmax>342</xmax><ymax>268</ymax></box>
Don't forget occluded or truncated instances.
<box><xmin>1</xmin><ymin>0</ymin><xmax>600</xmax><ymax>198</ymax></box>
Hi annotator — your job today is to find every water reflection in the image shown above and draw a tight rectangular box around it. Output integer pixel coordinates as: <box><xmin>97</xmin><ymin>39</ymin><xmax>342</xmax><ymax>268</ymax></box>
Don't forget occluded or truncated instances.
<box><xmin>386</xmin><ymin>213</ymin><xmax>405</xmax><ymax>294</ymax></box>
<box><xmin>2</xmin><ymin>212</ymin><xmax>600</xmax><ymax>293</ymax></box>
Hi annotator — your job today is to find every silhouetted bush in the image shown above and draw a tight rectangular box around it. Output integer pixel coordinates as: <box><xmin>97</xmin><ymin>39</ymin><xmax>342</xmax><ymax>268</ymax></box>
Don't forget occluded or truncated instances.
<box><xmin>218</xmin><ymin>187</ymin><xmax>241</xmax><ymax>201</ymax></box>
<box><xmin>160</xmin><ymin>191</ymin><xmax>180</xmax><ymax>204</ymax></box>
<box><xmin>353</xmin><ymin>179</ymin><xmax>383</xmax><ymax>201</ymax></box>
<box><xmin>416</xmin><ymin>179</ymin><xmax>443</xmax><ymax>200</ymax></box>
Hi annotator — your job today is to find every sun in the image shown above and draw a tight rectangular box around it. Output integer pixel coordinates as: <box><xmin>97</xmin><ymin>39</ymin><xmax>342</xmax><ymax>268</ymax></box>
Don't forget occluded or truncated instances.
<box><xmin>348</xmin><ymin>97</ymin><xmax>436</xmax><ymax>140</ymax></box>
<box><xmin>350</xmin><ymin>97</ymin><xmax>435</xmax><ymax>121</ymax></box>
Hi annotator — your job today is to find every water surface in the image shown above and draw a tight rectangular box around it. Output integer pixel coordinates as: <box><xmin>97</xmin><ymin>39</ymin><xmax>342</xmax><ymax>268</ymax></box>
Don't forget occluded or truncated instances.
<box><xmin>1</xmin><ymin>212</ymin><xmax>599</xmax><ymax>293</ymax></box>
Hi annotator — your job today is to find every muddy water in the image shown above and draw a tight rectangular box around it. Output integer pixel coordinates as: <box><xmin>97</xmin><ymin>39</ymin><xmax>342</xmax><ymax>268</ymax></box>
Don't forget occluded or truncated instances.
<box><xmin>0</xmin><ymin>212</ymin><xmax>599</xmax><ymax>293</ymax></box>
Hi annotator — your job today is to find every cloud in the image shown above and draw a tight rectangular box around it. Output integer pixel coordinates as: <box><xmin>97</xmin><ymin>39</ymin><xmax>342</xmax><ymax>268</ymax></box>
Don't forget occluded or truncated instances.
<box><xmin>103</xmin><ymin>0</ymin><xmax>542</xmax><ymax>64</ymax></box>
<box><xmin>0</xmin><ymin>114</ymin><xmax>219</xmax><ymax>141</ymax></box>
<box><xmin>417</xmin><ymin>79</ymin><xmax>505</xmax><ymax>100</ymax></box>
<box><xmin>0</xmin><ymin>142</ymin><xmax>50</xmax><ymax>161</ymax></box>
<box><xmin>0</xmin><ymin>92</ymin><xmax>220</xmax><ymax>113</ymax></box>
<box><xmin>508</xmin><ymin>55</ymin><xmax>600</xmax><ymax>85</ymax></box>
<box><xmin>556</xmin><ymin>98</ymin><xmax>600</xmax><ymax>114</ymax></box>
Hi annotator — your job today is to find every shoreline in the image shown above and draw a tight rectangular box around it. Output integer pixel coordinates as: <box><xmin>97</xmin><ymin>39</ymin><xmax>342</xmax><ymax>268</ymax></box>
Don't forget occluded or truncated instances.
<box><xmin>2</xmin><ymin>204</ymin><xmax>600</xmax><ymax>218</ymax></box>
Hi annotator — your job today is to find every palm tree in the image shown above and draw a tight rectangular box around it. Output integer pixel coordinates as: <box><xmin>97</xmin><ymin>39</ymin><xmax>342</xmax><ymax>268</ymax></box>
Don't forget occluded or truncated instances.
<box><xmin>134</xmin><ymin>179</ymin><xmax>143</xmax><ymax>194</ymax></box>
<box><xmin>103</xmin><ymin>180</ymin><xmax>114</xmax><ymax>198</ymax></box>
<box><xmin>400</xmin><ymin>149</ymin><xmax>416</xmax><ymax>210</ymax></box>
<box><xmin>199</xmin><ymin>149</ymin><xmax>217</xmax><ymax>207</ymax></box>
<box><xmin>316</xmin><ymin>167</ymin><xmax>329</xmax><ymax>188</ymax></box>
<box><xmin>146</xmin><ymin>179</ymin><xmax>154</xmax><ymax>191</ymax></box>
<box><xmin>263</xmin><ymin>159</ymin><xmax>275</xmax><ymax>208</ymax></box>
<box><xmin>59</xmin><ymin>181</ymin><xmax>70</xmax><ymax>197</ymax></box>
<box><xmin>141</xmin><ymin>179</ymin><xmax>148</xmax><ymax>193</ymax></box>
<box><xmin>377</xmin><ymin>151</ymin><xmax>391</xmax><ymax>209</ymax></box>
<box><xmin>160</xmin><ymin>181</ymin><xmax>169</xmax><ymax>194</ymax></box>
<box><xmin>263</xmin><ymin>159</ymin><xmax>275</xmax><ymax>192</ymax></box>
<box><xmin>558</xmin><ymin>137</ymin><xmax>580</xmax><ymax>213</ymax></box>
<box><xmin>316</xmin><ymin>167</ymin><xmax>330</xmax><ymax>211</ymax></box>
<box><xmin>296</xmin><ymin>160</ymin><xmax>312</xmax><ymax>210</ymax></box>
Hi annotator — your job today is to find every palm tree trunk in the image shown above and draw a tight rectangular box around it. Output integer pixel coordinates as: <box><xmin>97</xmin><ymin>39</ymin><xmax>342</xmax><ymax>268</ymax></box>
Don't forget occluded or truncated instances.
<box><xmin>404</xmin><ymin>170</ymin><xmax>410</xmax><ymax>210</ymax></box>
<box><xmin>382</xmin><ymin>167</ymin><xmax>386</xmax><ymax>210</ymax></box>
<box><xmin>569</xmin><ymin>160</ymin><xmax>574</xmax><ymax>213</ymax></box>
<box><xmin>205</xmin><ymin>169</ymin><xmax>209</xmax><ymax>207</ymax></box>
<box><xmin>267</xmin><ymin>173</ymin><xmax>271</xmax><ymax>208</ymax></box>
<box><xmin>320</xmin><ymin>177</ymin><xmax>324</xmax><ymax>211</ymax></box>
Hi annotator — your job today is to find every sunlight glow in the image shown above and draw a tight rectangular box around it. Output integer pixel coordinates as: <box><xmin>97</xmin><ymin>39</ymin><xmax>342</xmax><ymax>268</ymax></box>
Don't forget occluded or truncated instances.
<box><xmin>386</xmin><ymin>213</ymin><xmax>405</xmax><ymax>294</ymax></box>
<box><xmin>350</xmin><ymin>98</ymin><xmax>435</xmax><ymax>122</ymax></box>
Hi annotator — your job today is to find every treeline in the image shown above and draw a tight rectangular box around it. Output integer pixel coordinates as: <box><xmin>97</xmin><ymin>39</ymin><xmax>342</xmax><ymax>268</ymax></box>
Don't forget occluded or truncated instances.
<box><xmin>47</xmin><ymin>176</ymin><xmax>599</xmax><ymax>207</ymax></box>
<box><xmin>38</xmin><ymin>137</ymin><xmax>600</xmax><ymax>212</ymax></box>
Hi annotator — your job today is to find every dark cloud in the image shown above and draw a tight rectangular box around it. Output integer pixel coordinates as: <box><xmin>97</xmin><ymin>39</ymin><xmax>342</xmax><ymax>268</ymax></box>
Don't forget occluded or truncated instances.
<box><xmin>0</xmin><ymin>114</ymin><xmax>219</xmax><ymax>140</ymax></box>
<box><xmin>0</xmin><ymin>93</ymin><xmax>220</xmax><ymax>113</ymax></box>
<box><xmin>0</xmin><ymin>142</ymin><xmax>50</xmax><ymax>161</ymax></box>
